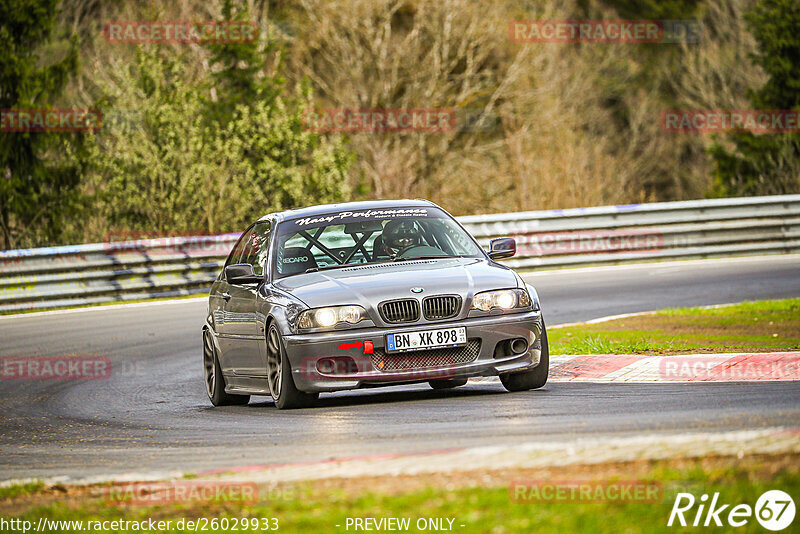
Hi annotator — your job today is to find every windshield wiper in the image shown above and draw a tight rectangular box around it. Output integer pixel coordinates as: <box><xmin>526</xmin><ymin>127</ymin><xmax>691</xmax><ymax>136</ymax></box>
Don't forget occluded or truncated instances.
<box><xmin>305</xmin><ymin>263</ymin><xmax>356</xmax><ymax>273</ymax></box>
<box><xmin>393</xmin><ymin>255</ymin><xmax>460</xmax><ymax>262</ymax></box>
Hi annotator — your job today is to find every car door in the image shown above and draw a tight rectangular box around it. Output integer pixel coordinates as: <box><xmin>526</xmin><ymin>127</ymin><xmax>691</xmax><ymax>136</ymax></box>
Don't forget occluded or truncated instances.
<box><xmin>209</xmin><ymin>228</ymin><xmax>252</xmax><ymax>375</ymax></box>
<box><xmin>214</xmin><ymin>227</ymin><xmax>253</xmax><ymax>376</ymax></box>
<box><xmin>223</xmin><ymin>221</ymin><xmax>271</xmax><ymax>377</ymax></box>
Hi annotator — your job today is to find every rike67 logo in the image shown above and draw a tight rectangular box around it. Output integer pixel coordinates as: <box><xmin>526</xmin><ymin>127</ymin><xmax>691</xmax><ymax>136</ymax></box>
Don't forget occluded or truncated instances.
<box><xmin>668</xmin><ymin>490</ymin><xmax>795</xmax><ymax>531</ymax></box>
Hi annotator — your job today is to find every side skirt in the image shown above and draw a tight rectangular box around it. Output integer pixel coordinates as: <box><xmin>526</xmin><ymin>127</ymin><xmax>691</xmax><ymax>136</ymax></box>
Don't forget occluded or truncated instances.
<box><xmin>224</xmin><ymin>374</ymin><xmax>271</xmax><ymax>396</ymax></box>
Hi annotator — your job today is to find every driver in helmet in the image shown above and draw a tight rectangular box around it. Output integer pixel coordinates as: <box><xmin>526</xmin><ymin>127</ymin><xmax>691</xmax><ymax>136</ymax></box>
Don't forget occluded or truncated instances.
<box><xmin>382</xmin><ymin>219</ymin><xmax>422</xmax><ymax>257</ymax></box>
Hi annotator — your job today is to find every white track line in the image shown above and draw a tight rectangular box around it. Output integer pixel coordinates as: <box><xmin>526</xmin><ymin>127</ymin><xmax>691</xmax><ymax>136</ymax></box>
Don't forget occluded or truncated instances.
<box><xmin>0</xmin><ymin>297</ymin><xmax>206</xmax><ymax>321</ymax></box>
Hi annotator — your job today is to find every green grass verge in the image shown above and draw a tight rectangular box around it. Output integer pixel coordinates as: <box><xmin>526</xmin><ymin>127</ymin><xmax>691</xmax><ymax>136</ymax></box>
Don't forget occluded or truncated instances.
<box><xmin>3</xmin><ymin>458</ymin><xmax>797</xmax><ymax>533</ymax></box>
<box><xmin>0</xmin><ymin>481</ymin><xmax>45</xmax><ymax>500</ymax></box>
<box><xmin>550</xmin><ymin>298</ymin><xmax>800</xmax><ymax>355</ymax></box>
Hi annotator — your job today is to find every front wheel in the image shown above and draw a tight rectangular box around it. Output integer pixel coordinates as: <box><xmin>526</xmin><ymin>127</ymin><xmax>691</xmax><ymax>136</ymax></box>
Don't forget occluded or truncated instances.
<box><xmin>266</xmin><ymin>324</ymin><xmax>319</xmax><ymax>410</ymax></box>
<box><xmin>203</xmin><ymin>329</ymin><xmax>250</xmax><ymax>406</ymax></box>
<box><xmin>500</xmin><ymin>321</ymin><xmax>549</xmax><ymax>392</ymax></box>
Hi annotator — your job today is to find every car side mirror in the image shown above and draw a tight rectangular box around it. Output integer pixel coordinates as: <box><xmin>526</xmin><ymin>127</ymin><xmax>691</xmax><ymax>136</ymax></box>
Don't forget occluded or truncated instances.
<box><xmin>224</xmin><ymin>263</ymin><xmax>263</xmax><ymax>285</ymax></box>
<box><xmin>488</xmin><ymin>237</ymin><xmax>516</xmax><ymax>260</ymax></box>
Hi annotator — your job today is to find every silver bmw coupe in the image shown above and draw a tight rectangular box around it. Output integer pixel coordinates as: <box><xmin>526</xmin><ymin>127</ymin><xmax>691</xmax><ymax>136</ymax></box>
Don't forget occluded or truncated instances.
<box><xmin>204</xmin><ymin>200</ymin><xmax>548</xmax><ymax>409</ymax></box>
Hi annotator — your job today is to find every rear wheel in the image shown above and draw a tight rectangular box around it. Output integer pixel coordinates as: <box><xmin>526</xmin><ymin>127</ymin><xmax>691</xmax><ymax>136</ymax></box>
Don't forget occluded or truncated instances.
<box><xmin>203</xmin><ymin>329</ymin><xmax>250</xmax><ymax>406</ymax></box>
<box><xmin>428</xmin><ymin>378</ymin><xmax>468</xmax><ymax>390</ymax></box>
<box><xmin>500</xmin><ymin>322</ymin><xmax>549</xmax><ymax>392</ymax></box>
<box><xmin>266</xmin><ymin>323</ymin><xmax>318</xmax><ymax>410</ymax></box>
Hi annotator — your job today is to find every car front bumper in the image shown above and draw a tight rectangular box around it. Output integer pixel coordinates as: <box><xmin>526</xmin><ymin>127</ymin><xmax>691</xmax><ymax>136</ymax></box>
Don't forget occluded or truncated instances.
<box><xmin>283</xmin><ymin>310</ymin><xmax>544</xmax><ymax>392</ymax></box>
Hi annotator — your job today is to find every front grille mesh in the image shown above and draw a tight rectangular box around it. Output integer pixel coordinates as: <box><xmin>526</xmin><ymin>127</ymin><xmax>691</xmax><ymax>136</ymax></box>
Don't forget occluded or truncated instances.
<box><xmin>380</xmin><ymin>299</ymin><xmax>420</xmax><ymax>323</ymax></box>
<box><xmin>422</xmin><ymin>295</ymin><xmax>461</xmax><ymax>320</ymax></box>
<box><xmin>372</xmin><ymin>339</ymin><xmax>481</xmax><ymax>372</ymax></box>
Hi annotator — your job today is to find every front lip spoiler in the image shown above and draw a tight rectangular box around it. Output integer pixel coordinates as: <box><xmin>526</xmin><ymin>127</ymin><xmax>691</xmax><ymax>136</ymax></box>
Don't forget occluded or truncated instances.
<box><xmin>289</xmin><ymin>352</ymin><xmax>541</xmax><ymax>392</ymax></box>
<box><xmin>315</xmin><ymin>351</ymin><xmax>534</xmax><ymax>381</ymax></box>
<box><xmin>283</xmin><ymin>310</ymin><xmax>543</xmax><ymax>392</ymax></box>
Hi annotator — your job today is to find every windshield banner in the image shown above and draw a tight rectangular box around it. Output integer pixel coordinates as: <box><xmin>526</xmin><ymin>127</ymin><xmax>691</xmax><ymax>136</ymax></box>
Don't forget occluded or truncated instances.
<box><xmin>288</xmin><ymin>208</ymin><xmax>434</xmax><ymax>228</ymax></box>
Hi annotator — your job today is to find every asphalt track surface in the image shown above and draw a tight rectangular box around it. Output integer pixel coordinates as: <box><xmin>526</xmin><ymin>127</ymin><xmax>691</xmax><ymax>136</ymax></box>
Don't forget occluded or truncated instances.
<box><xmin>1</xmin><ymin>255</ymin><xmax>799</xmax><ymax>482</ymax></box>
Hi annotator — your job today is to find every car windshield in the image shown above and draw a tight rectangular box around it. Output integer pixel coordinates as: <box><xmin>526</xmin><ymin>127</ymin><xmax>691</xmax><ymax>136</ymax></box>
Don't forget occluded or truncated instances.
<box><xmin>273</xmin><ymin>206</ymin><xmax>484</xmax><ymax>278</ymax></box>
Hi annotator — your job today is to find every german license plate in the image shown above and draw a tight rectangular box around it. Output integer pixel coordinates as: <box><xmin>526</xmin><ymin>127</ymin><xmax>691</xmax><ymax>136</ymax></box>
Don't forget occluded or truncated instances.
<box><xmin>386</xmin><ymin>327</ymin><xmax>467</xmax><ymax>353</ymax></box>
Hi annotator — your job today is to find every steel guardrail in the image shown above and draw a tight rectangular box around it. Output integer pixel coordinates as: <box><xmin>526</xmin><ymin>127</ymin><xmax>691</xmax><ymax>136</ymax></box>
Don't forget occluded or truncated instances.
<box><xmin>1</xmin><ymin>195</ymin><xmax>799</xmax><ymax>312</ymax></box>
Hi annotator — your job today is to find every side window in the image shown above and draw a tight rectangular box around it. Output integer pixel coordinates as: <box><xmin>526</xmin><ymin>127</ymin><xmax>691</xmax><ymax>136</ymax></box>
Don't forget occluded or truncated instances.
<box><xmin>240</xmin><ymin>221</ymin><xmax>271</xmax><ymax>276</ymax></box>
<box><xmin>253</xmin><ymin>222</ymin><xmax>272</xmax><ymax>275</ymax></box>
<box><xmin>225</xmin><ymin>228</ymin><xmax>254</xmax><ymax>270</ymax></box>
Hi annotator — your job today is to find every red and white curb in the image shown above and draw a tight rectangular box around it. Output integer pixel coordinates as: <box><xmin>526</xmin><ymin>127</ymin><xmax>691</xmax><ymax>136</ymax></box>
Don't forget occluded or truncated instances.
<box><xmin>547</xmin><ymin>352</ymin><xmax>800</xmax><ymax>382</ymax></box>
<box><xmin>8</xmin><ymin>427</ymin><xmax>796</xmax><ymax>488</ymax></box>
<box><xmin>201</xmin><ymin>427</ymin><xmax>800</xmax><ymax>483</ymax></box>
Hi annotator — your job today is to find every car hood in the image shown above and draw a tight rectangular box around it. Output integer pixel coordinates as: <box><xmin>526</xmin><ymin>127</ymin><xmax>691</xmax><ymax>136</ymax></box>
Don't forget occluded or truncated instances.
<box><xmin>273</xmin><ymin>258</ymin><xmax>519</xmax><ymax>310</ymax></box>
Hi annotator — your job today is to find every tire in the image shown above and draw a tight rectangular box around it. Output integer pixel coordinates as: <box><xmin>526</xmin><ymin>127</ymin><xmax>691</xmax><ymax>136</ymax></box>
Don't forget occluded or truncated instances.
<box><xmin>500</xmin><ymin>321</ymin><xmax>549</xmax><ymax>392</ymax></box>
<box><xmin>203</xmin><ymin>328</ymin><xmax>250</xmax><ymax>406</ymax></box>
<box><xmin>429</xmin><ymin>378</ymin><xmax>468</xmax><ymax>390</ymax></box>
<box><xmin>266</xmin><ymin>323</ymin><xmax>319</xmax><ymax>410</ymax></box>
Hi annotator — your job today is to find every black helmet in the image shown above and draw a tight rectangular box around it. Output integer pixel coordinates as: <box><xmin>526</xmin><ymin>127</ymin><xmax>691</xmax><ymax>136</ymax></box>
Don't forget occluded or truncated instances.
<box><xmin>382</xmin><ymin>219</ymin><xmax>421</xmax><ymax>255</ymax></box>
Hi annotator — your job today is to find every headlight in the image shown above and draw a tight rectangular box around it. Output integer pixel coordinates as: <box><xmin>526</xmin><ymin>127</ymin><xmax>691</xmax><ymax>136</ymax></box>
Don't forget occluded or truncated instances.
<box><xmin>471</xmin><ymin>289</ymin><xmax>532</xmax><ymax>311</ymax></box>
<box><xmin>297</xmin><ymin>305</ymin><xmax>367</xmax><ymax>329</ymax></box>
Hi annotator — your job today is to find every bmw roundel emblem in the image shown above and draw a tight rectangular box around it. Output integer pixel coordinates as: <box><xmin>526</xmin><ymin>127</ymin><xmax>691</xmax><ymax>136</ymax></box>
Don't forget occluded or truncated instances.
<box><xmin>410</xmin><ymin>287</ymin><xmax>424</xmax><ymax>294</ymax></box>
